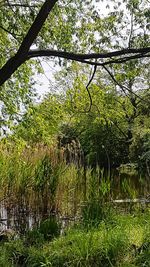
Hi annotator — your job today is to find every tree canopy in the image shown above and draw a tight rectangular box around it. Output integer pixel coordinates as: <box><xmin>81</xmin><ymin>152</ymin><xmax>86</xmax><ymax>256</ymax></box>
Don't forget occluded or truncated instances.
<box><xmin>0</xmin><ymin>0</ymin><xmax>150</xmax><ymax>146</ymax></box>
<box><xmin>0</xmin><ymin>0</ymin><xmax>150</xmax><ymax>84</ymax></box>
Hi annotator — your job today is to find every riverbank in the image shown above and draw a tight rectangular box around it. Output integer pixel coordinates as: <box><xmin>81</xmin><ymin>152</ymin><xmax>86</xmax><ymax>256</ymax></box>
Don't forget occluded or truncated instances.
<box><xmin>0</xmin><ymin>210</ymin><xmax>149</xmax><ymax>267</ymax></box>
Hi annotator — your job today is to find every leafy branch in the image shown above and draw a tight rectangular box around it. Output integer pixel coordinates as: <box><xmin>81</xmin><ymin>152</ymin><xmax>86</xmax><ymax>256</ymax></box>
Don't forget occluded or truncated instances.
<box><xmin>0</xmin><ymin>25</ymin><xmax>19</xmax><ymax>40</ymax></box>
<box><xmin>0</xmin><ymin>0</ymin><xmax>149</xmax><ymax>88</ymax></box>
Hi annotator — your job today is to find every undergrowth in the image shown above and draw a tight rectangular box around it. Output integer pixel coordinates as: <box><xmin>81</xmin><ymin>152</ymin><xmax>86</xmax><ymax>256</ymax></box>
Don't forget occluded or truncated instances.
<box><xmin>0</xmin><ymin>211</ymin><xmax>149</xmax><ymax>267</ymax></box>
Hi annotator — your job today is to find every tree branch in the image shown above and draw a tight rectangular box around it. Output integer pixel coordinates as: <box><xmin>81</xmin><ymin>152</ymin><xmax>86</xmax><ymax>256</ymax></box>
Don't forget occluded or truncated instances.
<box><xmin>28</xmin><ymin>47</ymin><xmax>150</xmax><ymax>61</ymax></box>
<box><xmin>2</xmin><ymin>3</ymin><xmax>39</xmax><ymax>8</ymax></box>
<box><xmin>27</xmin><ymin>48</ymin><xmax>150</xmax><ymax>67</ymax></box>
<box><xmin>0</xmin><ymin>25</ymin><xmax>19</xmax><ymax>40</ymax></box>
<box><xmin>0</xmin><ymin>0</ymin><xmax>150</xmax><ymax>89</ymax></box>
<box><xmin>86</xmin><ymin>65</ymin><xmax>97</xmax><ymax>112</ymax></box>
<box><xmin>0</xmin><ymin>0</ymin><xmax>58</xmax><ymax>87</ymax></box>
<box><xmin>102</xmin><ymin>65</ymin><xmax>150</xmax><ymax>104</ymax></box>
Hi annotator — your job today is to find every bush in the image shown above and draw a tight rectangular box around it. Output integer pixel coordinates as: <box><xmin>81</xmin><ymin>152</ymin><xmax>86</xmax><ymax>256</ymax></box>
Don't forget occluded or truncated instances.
<box><xmin>2</xmin><ymin>240</ymin><xmax>27</xmax><ymax>267</ymax></box>
<box><xmin>25</xmin><ymin>228</ymin><xmax>45</xmax><ymax>247</ymax></box>
<box><xmin>130</xmin><ymin>131</ymin><xmax>150</xmax><ymax>175</ymax></box>
<box><xmin>81</xmin><ymin>200</ymin><xmax>106</xmax><ymax>228</ymax></box>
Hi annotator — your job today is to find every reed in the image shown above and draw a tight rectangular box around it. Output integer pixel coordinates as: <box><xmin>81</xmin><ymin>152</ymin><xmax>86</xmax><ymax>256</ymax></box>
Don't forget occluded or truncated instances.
<box><xmin>0</xmin><ymin>140</ymin><xmax>148</xmax><ymax>233</ymax></box>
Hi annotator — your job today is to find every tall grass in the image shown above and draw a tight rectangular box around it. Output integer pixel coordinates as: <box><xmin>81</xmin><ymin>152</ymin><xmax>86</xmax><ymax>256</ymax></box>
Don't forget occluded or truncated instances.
<box><xmin>0</xmin><ymin>141</ymin><xmax>66</xmax><ymax>231</ymax></box>
<box><xmin>0</xmin><ymin>141</ymin><xmax>149</xmax><ymax>266</ymax></box>
<box><xmin>0</xmin><ymin>140</ymin><xmax>149</xmax><ymax>232</ymax></box>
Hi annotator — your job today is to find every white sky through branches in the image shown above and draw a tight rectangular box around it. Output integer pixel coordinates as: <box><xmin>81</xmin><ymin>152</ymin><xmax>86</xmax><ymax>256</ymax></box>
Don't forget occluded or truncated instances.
<box><xmin>35</xmin><ymin>0</ymin><xmax>111</xmax><ymax>99</ymax></box>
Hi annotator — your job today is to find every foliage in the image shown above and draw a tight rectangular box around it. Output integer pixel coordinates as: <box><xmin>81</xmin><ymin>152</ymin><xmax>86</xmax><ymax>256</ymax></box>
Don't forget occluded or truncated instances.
<box><xmin>0</xmin><ymin>0</ymin><xmax>149</xmax><ymax>127</ymax></box>
<box><xmin>38</xmin><ymin>217</ymin><xmax>61</xmax><ymax>241</ymax></box>
<box><xmin>130</xmin><ymin>129</ymin><xmax>150</xmax><ymax>175</ymax></box>
<box><xmin>14</xmin><ymin>94</ymin><xmax>65</xmax><ymax>144</ymax></box>
<box><xmin>53</xmin><ymin>60</ymin><xmax>150</xmax><ymax>169</ymax></box>
<box><xmin>0</xmin><ymin>2</ymin><xmax>149</xmax><ymax>265</ymax></box>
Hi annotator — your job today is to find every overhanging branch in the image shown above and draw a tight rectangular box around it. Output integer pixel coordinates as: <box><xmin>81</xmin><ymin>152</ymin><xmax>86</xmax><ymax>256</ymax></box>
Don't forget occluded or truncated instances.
<box><xmin>28</xmin><ymin>47</ymin><xmax>150</xmax><ymax>62</ymax></box>
<box><xmin>86</xmin><ymin>65</ymin><xmax>97</xmax><ymax>112</ymax></box>
<box><xmin>27</xmin><ymin>48</ymin><xmax>150</xmax><ymax>67</ymax></box>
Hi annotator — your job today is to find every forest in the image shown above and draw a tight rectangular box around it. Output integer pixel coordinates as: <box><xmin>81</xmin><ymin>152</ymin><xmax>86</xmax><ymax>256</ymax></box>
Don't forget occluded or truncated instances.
<box><xmin>0</xmin><ymin>0</ymin><xmax>150</xmax><ymax>266</ymax></box>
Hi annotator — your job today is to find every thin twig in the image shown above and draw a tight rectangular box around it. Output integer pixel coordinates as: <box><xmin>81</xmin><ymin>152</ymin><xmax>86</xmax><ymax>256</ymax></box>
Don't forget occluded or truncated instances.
<box><xmin>0</xmin><ymin>25</ymin><xmax>19</xmax><ymax>40</ymax></box>
<box><xmin>6</xmin><ymin>0</ymin><xmax>16</xmax><ymax>13</ymax></box>
<box><xmin>3</xmin><ymin>3</ymin><xmax>38</xmax><ymax>8</ymax></box>
<box><xmin>102</xmin><ymin>65</ymin><xmax>150</xmax><ymax>104</ymax></box>
<box><xmin>128</xmin><ymin>8</ymin><xmax>134</xmax><ymax>49</ymax></box>
<box><xmin>86</xmin><ymin>65</ymin><xmax>97</xmax><ymax>112</ymax></box>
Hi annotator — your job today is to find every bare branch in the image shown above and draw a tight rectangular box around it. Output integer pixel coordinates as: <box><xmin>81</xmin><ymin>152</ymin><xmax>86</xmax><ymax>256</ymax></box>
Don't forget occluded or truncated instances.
<box><xmin>86</xmin><ymin>65</ymin><xmax>97</xmax><ymax>112</ymax></box>
<box><xmin>28</xmin><ymin>47</ymin><xmax>150</xmax><ymax>61</ymax></box>
<box><xmin>27</xmin><ymin>48</ymin><xmax>150</xmax><ymax>67</ymax></box>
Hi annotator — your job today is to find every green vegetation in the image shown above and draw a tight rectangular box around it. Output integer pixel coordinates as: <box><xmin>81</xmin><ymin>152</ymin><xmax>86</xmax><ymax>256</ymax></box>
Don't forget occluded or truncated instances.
<box><xmin>0</xmin><ymin>0</ymin><xmax>149</xmax><ymax>130</ymax></box>
<box><xmin>0</xmin><ymin>142</ymin><xmax>148</xmax><ymax>224</ymax></box>
<box><xmin>0</xmin><ymin>0</ymin><xmax>149</xmax><ymax>266</ymax></box>
<box><xmin>0</xmin><ymin>140</ymin><xmax>149</xmax><ymax>266</ymax></box>
<box><xmin>0</xmin><ymin>212</ymin><xmax>149</xmax><ymax>267</ymax></box>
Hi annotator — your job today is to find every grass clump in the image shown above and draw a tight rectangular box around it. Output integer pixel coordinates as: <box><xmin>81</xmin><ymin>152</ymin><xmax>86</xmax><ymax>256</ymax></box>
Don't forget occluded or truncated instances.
<box><xmin>25</xmin><ymin>216</ymin><xmax>61</xmax><ymax>246</ymax></box>
<box><xmin>0</xmin><ymin>240</ymin><xmax>27</xmax><ymax>267</ymax></box>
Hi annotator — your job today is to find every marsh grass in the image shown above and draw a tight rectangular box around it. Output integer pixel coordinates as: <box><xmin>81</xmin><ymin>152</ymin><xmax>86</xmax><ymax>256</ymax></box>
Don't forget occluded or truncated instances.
<box><xmin>0</xmin><ymin>143</ymin><xmax>113</xmax><ymax>229</ymax></box>
<box><xmin>0</xmin><ymin>140</ymin><xmax>149</xmax><ymax>235</ymax></box>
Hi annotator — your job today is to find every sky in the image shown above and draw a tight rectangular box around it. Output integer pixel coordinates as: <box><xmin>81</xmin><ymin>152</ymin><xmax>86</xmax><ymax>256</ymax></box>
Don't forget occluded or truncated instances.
<box><xmin>34</xmin><ymin>60</ymin><xmax>57</xmax><ymax>99</ymax></box>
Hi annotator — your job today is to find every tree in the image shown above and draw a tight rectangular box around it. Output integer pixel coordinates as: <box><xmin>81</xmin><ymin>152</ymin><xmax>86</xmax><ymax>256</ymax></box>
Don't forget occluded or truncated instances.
<box><xmin>14</xmin><ymin>93</ymin><xmax>65</xmax><ymax>144</ymax></box>
<box><xmin>0</xmin><ymin>0</ymin><xmax>149</xmax><ymax>86</ymax></box>
<box><xmin>51</xmin><ymin>59</ymin><xmax>150</xmax><ymax>169</ymax></box>
<box><xmin>0</xmin><ymin>0</ymin><xmax>149</xmax><ymax>129</ymax></box>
